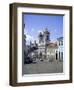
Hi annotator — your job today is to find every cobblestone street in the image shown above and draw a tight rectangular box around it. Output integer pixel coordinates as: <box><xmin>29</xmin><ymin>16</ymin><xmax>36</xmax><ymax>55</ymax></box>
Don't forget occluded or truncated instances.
<box><xmin>23</xmin><ymin>61</ymin><xmax>63</xmax><ymax>75</ymax></box>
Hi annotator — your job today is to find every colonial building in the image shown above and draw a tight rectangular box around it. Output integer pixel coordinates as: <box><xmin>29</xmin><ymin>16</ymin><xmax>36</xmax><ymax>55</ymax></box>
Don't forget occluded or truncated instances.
<box><xmin>38</xmin><ymin>28</ymin><xmax>50</xmax><ymax>61</ymax></box>
<box><xmin>57</xmin><ymin>37</ymin><xmax>63</xmax><ymax>61</ymax></box>
<box><xmin>24</xmin><ymin>28</ymin><xmax>63</xmax><ymax>63</ymax></box>
<box><xmin>46</xmin><ymin>42</ymin><xmax>58</xmax><ymax>62</ymax></box>
<box><xmin>37</xmin><ymin>28</ymin><xmax>59</xmax><ymax>62</ymax></box>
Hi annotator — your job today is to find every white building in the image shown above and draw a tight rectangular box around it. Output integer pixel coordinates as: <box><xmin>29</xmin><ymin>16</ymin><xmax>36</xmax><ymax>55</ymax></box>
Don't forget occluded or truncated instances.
<box><xmin>24</xmin><ymin>28</ymin><xmax>63</xmax><ymax>63</ymax></box>
<box><xmin>38</xmin><ymin>28</ymin><xmax>50</xmax><ymax>61</ymax></box>
<box><xmin>38</xmin><ymin>28</ymin><xmax>58</xmax><ymax>62</ymax></box>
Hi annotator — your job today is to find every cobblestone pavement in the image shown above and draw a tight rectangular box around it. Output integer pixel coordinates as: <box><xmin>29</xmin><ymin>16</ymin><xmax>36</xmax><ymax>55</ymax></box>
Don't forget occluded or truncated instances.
<box><xmin>22</xmin><ymin>61</ymin><xmax>63</xmax><ymax>75</ymax></box>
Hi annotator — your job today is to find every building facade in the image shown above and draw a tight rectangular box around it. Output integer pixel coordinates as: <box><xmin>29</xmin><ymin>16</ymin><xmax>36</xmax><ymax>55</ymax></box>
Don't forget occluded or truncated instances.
<box><xmin>57</xmin><ymin>37</ymin><xmax>63</xmax><ymax>61</ymax></box>
<box><xmin>38</xmin><ymin>28</ymin><xmax>58</xmax><ymax>62</ymax></box>
<box><xmin>46</xmin><ymin>43</ymin><xmax>58</xmax><ymax>62</ymax></box>
<box><xmin>24</xmin><ymin>28</ymin><xmax>63</xmax><ymax>63</ymax></box>
<box><xmin>38</xmin><ymin>28</ymin><xmax>50</xmax><ymax>61</ymax></box>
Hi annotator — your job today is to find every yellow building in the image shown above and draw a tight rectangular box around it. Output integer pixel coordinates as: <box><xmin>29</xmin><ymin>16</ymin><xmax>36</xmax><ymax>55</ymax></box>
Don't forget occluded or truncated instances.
<box><xmin>46</xmin><ymin>42</ymin><xmax>58</xmax><ymax>62</ymax></box>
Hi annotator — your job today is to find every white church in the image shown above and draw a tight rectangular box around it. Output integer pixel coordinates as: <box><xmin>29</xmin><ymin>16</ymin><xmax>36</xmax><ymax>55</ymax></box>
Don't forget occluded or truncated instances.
<box><xmin>24</xmin><ymin>28</ymin><xmax>63</xmax><ymax>63</ymax></box>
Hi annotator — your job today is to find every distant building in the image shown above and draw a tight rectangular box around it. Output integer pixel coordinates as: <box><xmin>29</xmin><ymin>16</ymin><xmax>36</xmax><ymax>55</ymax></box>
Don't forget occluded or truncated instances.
<box><xmin>57</xmin><ymin>37</ymin><xmax>63</xmax><ymax>61</ymax></box>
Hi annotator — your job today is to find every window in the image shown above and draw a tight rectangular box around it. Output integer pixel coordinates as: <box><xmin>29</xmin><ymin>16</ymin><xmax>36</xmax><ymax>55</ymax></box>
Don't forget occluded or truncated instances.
<box><xmin>59</xmin><ymin>41</ymin><xmax>60</xmax><ymax>46</ymax></box>
<box><xmin>61</xmin><ymin>41</ymin><xmax>63</xmax><ymax>45</ymax></box>
<box><xmin>56</xmin><ymin>51</ymin><xmax>58</xmax><ymax>60</ymax></box>
<box><xmin>61</xmin><ymin>52</ymin><xmax>63</xmax><ymax>60</ymax></box>
<box><xmin>59</xmin><ymin>51</ymin><xmax>60</xmax><ymax>60</ymax></box>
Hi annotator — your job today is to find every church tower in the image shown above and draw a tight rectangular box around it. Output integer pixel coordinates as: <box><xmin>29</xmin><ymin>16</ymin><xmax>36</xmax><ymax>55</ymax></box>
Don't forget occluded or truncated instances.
<box><xmin>38</xmin><ymin>28</ymin><xmax>50</xmax><ymax>45</ymax></box>
<box><xmin>43</xmin><ymin>28</ymin><xmax>50</xmax><ymax>46</ymax></box>
<box><xmin>38</xmin><ymin>28</ymin><xmax>50</xmax><ymax>59</ymax></box>
<box><xmin>38</xmin><ymin>32</ymin><xmax>44</xmax><ymax>44</ymax></box>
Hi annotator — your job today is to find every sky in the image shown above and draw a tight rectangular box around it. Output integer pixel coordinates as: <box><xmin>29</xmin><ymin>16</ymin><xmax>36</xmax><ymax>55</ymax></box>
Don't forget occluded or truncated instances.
<box><xmin>23</xmin><ymin>14</ymin><xmax>63</xmax><ymax>45</ymax></box>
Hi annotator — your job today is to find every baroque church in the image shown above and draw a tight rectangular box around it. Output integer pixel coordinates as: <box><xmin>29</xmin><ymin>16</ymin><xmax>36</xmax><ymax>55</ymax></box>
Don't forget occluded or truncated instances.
<box><xmin>24</xmin><ymin>28</ymin><xmax>63</xmax><ymax>63</ymax></box>
<box><xmin>37</xmin><ymin>28</ymin><xmax>57</xmax><ymax>62</ymax></box>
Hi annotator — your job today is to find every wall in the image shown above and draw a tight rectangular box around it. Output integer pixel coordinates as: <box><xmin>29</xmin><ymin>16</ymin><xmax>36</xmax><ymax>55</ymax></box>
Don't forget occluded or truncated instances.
<box><xmin>0</xmin><ymin>0</ymin><xmax>74</xmax><ymax>90</ymax></box>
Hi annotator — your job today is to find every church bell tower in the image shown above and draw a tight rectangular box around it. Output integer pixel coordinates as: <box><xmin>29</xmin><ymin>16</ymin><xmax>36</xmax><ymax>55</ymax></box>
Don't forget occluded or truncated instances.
<box><xmin>43</xmin><ymin>28</ymin><xmax>50</xmax><ymax>45</ymax></box>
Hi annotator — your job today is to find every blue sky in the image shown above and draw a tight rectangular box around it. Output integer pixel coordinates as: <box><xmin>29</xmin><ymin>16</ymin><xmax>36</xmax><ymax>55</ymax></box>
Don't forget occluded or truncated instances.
<box><xmin>23</xmin><ymin>14</ymin><xmax>63</xmax><ymax>45</ymax></box>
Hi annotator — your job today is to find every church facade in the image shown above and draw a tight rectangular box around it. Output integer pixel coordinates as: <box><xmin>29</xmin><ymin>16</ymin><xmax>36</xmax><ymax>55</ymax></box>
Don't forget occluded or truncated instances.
<box><xmin>24</xmin><ymin>28</ymin><xmax>63</xmax><ymax>63</ymax></box>
<box><xmin>38</xmin><ymin>28</ymin><xmax>58</xmax><ymax>62</ymax></box>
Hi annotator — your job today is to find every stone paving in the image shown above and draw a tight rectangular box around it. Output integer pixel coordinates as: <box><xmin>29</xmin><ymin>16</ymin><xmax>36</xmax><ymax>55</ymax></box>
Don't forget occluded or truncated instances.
<box><xmin>22</xmin><ymin>61</ymin><xmax>63</xmax><ymax>75</ymax></box>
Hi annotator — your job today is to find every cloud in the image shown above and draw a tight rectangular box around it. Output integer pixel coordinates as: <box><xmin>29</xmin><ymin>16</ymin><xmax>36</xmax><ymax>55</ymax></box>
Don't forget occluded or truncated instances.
<box><xmin>37</xmin><ymin>29</ymin><xmax>43</xmax><ymax>34</ymax></box>
<box><xmin>31</xmin><ymin>28</ymin><xmax>35</xmax><ymax>32</ymax></box>
<box><xmin>24</xmin><ymin>28</ymin><xmax>28</xmax><ymax>35</ymax></box>
<box><xmin>24</xmin><ymin>28</ymin><xmax>39</xmax><ymax>44</ymax></box>
<box><xmin>26</xmin><ymin>34</ymin><xmax>39</xmax><ymax>45</ymax></box>
<box><xmin>26</xmin><ymin>34</ymin><xmax>34</xmax><ymax>41</ymax></box>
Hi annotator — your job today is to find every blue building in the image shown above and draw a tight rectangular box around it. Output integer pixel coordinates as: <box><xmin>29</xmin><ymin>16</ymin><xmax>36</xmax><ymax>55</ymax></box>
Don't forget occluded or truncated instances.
<box><xmin>57</xmin><ymin>37</ymin><xmax>63</xmax><ymax>61</ymax></box>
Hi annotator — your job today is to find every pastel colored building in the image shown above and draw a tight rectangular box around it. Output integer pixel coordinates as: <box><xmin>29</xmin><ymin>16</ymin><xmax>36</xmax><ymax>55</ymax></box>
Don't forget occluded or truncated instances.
<box><xmin>56</xmin><ymin>37</ymin><xmax>63</xmax><ymax>61</ymax></box>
